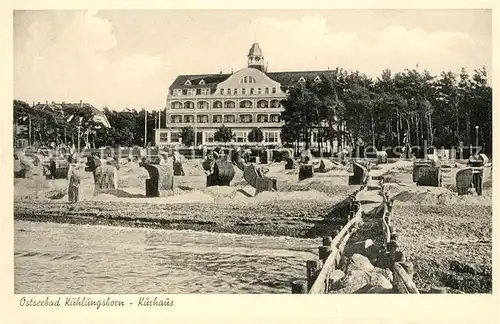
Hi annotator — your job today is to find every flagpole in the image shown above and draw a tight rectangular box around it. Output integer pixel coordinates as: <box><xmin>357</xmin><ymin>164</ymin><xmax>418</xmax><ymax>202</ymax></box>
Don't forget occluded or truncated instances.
<box><xmin>158</xmin><ymin>110</ymin><xmax>161</xmax><ymax>147</ymax></box>
<box><xmin>28</xmin><ymin>116</ymin><xmax>32</xmax><ymax>147</ymax></box>
<box><xmin>144</xmin><ymin>109</ymin><xmax>147</xmax><ymax>148</ymax></box>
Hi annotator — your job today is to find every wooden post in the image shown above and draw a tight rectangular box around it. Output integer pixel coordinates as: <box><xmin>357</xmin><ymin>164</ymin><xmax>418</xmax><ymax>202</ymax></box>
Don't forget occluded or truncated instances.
<box><xmin>387</xmin><ymin>241</ymin><xmax>398</xmax><ymax>255</ymax></box>
<box><xmin>322</xmin><ymin>236</ymin><xmax>332</xmax><ymax>246</ymax></box>
<box><xmin>400</xmin><ymin>261</ymin><xmax>414</xmax><ymax>279</ymax></box>
<box><xmin>394</xmin><ymin>251</ymin><xmax>405</xmax><ymax>262</ymax></box>
<box><xmin>306</xmin><ymin>260</ymin><xmax>322</xmax><ymax>290</ymax></box>
<box><xmin>291</xmin><ymin>280</ymin><xmax>308</xmax><ymax>294</ymax></box>
<box><xmin>318</xmin><ymin>245</ymin><xmax>332</xmax><ymax>262</ymax></box>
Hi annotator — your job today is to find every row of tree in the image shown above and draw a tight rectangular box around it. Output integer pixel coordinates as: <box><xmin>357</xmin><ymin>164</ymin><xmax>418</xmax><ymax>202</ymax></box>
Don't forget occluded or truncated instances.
<box><xmin>280</xmin><ymin>67</ymin><xmax>492</xmax><ymax>154</ymax></box>
<box><xmin>13</xmin><ymin>99</ymin><xmax>267</xmax><ymax>149</ymax></box>
<box><xmin>14</xmin><ymin>66</ymin><xmax>492</xmax><ymax>153</ymax></box>
<box><xmin>13</xmin><ymin>101</ymin><xmax>163</xmax><ymax>148</ymax></box>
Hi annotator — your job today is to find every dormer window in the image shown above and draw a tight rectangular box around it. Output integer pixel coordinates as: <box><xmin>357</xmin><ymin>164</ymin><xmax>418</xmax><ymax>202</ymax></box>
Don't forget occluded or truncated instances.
<box><xmin>199</xmin><ymin>79</ymin><xmax>205</xmax><ymax>85</ymax></box>
<box><xmin>298</xmin><ymin>76</ymin><xmax>306</xmax><ymax>83</ymax></box>
<box><xmin>314</xmin><ymin>76</ymin><xmax>322</xmax><ymax>82</ymax></box>
<box><xmin>184</xmin><ymin>80</ymin><xmax>192</xmax><ymax>85</ymax></box>
<box><xmin>240</xmin><ymin>76</ymin><xmax>256</xmax><ymax>84</ymax></box>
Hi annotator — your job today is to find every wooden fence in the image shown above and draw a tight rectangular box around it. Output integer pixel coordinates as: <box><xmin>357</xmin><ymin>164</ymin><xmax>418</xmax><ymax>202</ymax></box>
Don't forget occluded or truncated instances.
<box><xmin>380</xmin><ymin>178</ymin><xmax>420</xmax><ymax>294</ymax></box>
<box><xmin>291</xmin><ymin>185</ymin><xmax>367</xmax><ymax>294</ymax></box>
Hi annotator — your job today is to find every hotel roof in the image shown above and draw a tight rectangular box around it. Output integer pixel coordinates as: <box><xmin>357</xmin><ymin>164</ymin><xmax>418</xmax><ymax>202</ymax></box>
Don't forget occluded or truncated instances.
<box><xmin>169</xmin><ymin>69</ymin><xmax>337</xmax><ymax>90</ymax></box>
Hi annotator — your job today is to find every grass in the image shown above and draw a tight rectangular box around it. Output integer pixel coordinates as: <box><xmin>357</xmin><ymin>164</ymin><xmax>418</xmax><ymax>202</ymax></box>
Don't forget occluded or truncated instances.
<box><xmin>391</xmin><ymin>204</ymin><xmax>492</xmax><ymax>293</ymax></box>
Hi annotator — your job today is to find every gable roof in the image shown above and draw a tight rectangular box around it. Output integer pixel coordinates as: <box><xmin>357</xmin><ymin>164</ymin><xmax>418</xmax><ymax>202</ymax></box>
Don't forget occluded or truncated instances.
<box><xmin>169</xmin><ymin>73</ymin><xmax>231</xmax><ymax>90</ymax></box>
<box><xmin>169</xmin><ymin>69</ymin><xmax>336</xmax><ymax>90</ymax></box>
<box><xmin>33</xmin><ymin>102</ymin><xmax>111</xmax><ymax>128</ymax></box>
<box><xmin>266</xmin><ymin>70</ymin><xmax>334</xmax><ymax>87</ymax></box>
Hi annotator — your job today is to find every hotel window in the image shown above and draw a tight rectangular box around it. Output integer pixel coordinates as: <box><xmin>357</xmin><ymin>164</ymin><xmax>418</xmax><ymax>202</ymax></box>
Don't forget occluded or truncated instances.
<box><xmin>264</xmin><ymin>131</ymin><xmax>279</xmax><ymax>143</ymax></box>
<box><xmin>271</xmin><ymin>100</ymin><xmax>280</xmax><ymax>108</ymax></box>
<box><xmin>213</xmin><ymin>101</ymin><xmax>223</xmax><ymax>109</ymax></box>
<box><xmin>272</xmin><ymin>87</ymin><xmax>276</xmax><ymax>94</ymax></box>
<box><xmin>270</xmin><ymin>114</ymin><xmax>280</xmax><ymax>122</ymax></box>
<box><xmin>235</xmin><ymin>132</ymin><xmax>247</xmax><ymax>143</ymax></box>
<box><xmin>224</xmin><ymin>115</ymin><xmax>235</xmax><ymax>123</ymax></box>
<box><xmin>257</xmin><ymin>100</ymin><xmax>268</xmax><ymax>108</ymax></box>
<box><xmin>213</xmin><ymin>115</ymin><xmax>223</xmax><ymax>123</ymax></box>
<box><xmin>182</xmin><ymin>89</ymin><xmax>188</xmax><ymax>95</ymax></box>
<box><xmin>196</xmin><ymin>89</ymin><xmax>201</xmax><ymax>95</ymax></box>
<box><xmin>159</xmin><ymin>132</ymin><xmax>169</xmax><ymax>142</ymax></box>
<box><xmin>173</xmin><ymin>89</ymin><xmax>182</xmax><ymax>96</ymax></box>
<box><xmin>242</xmin><ymin>88</ymin><xmax>246</xmax><ymax>95</ymax></box>
<box><xmin>188</xmin><ymin>89</ymin><xmax>196</xmax><ymax>96</ymax></box>
<box><xmin>250</xmin><ymin>88</ymin><xmax>254</xmax><ymax>95</ymax></box>
<box><xmin>239</xmin><ymin>100</ymin><xmax>252</xmax><ymax>108</ymax></box>
<box><xmin>239</xmin><ymin>115</ymin><xmax>252</xmax><ymax>123</ymax></box>
<box><xmin>265</xmin><ymin>88</ymin><xmax>269</xmax><ymax>94</ymax></box>
<box><xmin>184</xmin><ymin>115</ymin><xmax>194</xmax><ymax>123</ymax></box>
<box><xmin>184</xmin><ymin>101</ymin><xmax>195</xmax><ymax>109</ymax></box>
<box><xmin>257</xmin><ymin>114</ymin><xmax>269</xmax><ymax>123</ymax></box>
<box><xmin>171</xmin><ymin>115</ymin><xmax>182</xmax><ymax>123</ymax></box>
<box><xmin>227</xmin><ymin>88</ymin><xmax>231</xmax><ymax>95</ymax></box>
<box><xmin>234</xmin><ymin>88</ymin><xmax>237</xmax><ymax>95</ymax></box>
<box><xmin>201</xmin><ymin>88</ymin><xmax>209</xmax><ymax>95</ymax></box>
<box><xmin>197</xmin><ymin>115</ymin><xmax>208</xmax><ymax>123</ymax></box>
<box><xmin>220</xmin><ymin>89</ymin><xmax>224</xmax><ymax>95</ymax></box>
<box><xmin>224</xmin><ymin>101</ymin><xmax>236</xmax><ymax>108</ymax></box>
<box><xmin>171</xmin><ymin>102</ymin><xmax>182</xmax><ymax>109</ymax></box>
<box><xmin>257</xmin><ymin>88</ymin><xmax>262</xmax><ymax>95</ymax></box>
<box><xmin>198</xmin><ymin>101</ymin><xmax>208</xmax><ymax>109</ymax></box>
<box><xmin>170</xmin><ymin>132</ymin><xmax>180</xmax><ymax>143</ymax></box>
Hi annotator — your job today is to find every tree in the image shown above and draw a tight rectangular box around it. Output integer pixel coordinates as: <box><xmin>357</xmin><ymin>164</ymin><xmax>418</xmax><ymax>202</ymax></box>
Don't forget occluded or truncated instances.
<box><xmin>179</xmin><ymin>126</ymin><xmax>195</xmax><ymax>147</ymax></box>
<box><xmin>281</xmin><ymin>81</ymin><xmax>322</xmax><ymax>149</ymax></box>
<box><xmin>248</xmin><ymin>127</ymin><xmax>263</xmax><ymax>143</ymax></box>
<box><xmin>214</xmin><ymin>124</ymin><xmax>234</xmax><ymax>144</ymax></box>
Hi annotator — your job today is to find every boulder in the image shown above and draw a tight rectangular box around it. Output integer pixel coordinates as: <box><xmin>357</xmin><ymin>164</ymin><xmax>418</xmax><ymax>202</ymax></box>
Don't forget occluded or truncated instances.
<box><xmin>368</xmin><ymin>272</ymin><xmax>393</xmax><ymax>289</ymax></box>
<box><xmin>372</xmin><ymin>267</ymin><xmax>394</xmax><ymax>283</ymax></box>
<box><xmin>337</xmin><ymin>270</ymin><xmax>371</xmax><ymax>293</ymax></box>
<box><xmin>345</xmin><ymin>253</ymin><xmax>375</xmax><ymax>273</ymax></box>
<box><xmin>328</xmin><ymin>269</ymin><xmax>345</xmax><ymax>286</ymax></box>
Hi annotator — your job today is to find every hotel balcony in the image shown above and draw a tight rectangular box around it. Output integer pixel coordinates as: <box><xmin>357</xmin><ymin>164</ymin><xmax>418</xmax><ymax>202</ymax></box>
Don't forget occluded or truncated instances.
<box><xmin>165</xmin><ymin>121</ymin><xmax>284</xmax><ymax>129</ymax></box>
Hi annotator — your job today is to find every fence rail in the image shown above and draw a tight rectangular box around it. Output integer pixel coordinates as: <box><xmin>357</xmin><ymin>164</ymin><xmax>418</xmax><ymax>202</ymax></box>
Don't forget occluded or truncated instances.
<box><xmin>292</xmin><ymin>175</ymin><xmax>427</xmax><ymax>294</ymax></box>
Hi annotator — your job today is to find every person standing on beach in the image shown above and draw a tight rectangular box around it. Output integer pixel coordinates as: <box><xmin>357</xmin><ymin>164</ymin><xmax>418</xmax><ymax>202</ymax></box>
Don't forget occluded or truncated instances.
<box><xmin>68</xmin><ymin>169</ymin><xmax>80</xmax><ymax>203</ymax></box>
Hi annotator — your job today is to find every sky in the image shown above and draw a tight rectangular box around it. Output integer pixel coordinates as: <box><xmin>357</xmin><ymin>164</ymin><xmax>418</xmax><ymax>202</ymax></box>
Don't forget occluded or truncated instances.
<box><xmin>13</xmin><ymin>9</ymin><xmax>492</xmax><ymax>111</ymax></box>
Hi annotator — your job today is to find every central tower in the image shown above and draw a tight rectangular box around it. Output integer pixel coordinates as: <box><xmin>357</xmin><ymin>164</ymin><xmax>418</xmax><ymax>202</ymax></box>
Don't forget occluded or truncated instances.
<box><xmin>247</xmin><ymin>42</ymin><xmax>266</xmax><ymax>72</ymax></box>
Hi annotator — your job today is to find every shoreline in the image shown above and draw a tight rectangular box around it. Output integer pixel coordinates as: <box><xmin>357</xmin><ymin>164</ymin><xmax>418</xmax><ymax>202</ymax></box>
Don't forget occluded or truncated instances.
<box><xmin>14</xmin><ymin>197</ymin><xmax>352</xmax><ymax>239</ymax></box>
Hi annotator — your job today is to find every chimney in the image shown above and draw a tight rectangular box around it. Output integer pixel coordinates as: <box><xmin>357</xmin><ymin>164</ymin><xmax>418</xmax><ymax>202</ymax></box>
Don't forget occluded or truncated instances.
<box><xmin>80</xmin><ymin>100</ymin><xmax>83</xmax><ymax>107</ymax></box>
<box><xmin>231</xmin><ymin>68</ymin><xmax>233</xmax><ymax>74</ymax></box>
<box><xmin>220</xmin><ymin>69</ymin><xmax>222</xmax><ymax>75</ymax></box>
<box><xmin>46</xmin><ymin>101</ymin><xmax>48</xmax><ymax>105</ymax></box>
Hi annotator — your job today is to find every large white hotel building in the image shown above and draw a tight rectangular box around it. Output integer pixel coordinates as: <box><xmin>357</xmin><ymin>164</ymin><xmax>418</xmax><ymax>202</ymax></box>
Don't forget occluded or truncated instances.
<box><xmin>155</xmin><ymin>42</ymin><xmax>340</xmax><ymax>149</ymax></box>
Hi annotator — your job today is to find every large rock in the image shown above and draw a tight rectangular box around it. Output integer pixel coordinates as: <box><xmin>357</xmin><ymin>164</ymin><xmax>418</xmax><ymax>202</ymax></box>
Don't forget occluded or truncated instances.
<box><xmin>368</xmin><ymin>272</ymin><xmax>393</xmax><ymax>289</ymax></box>
<box><xmin>345</xmin><ymin>253</ymin><xmax>375</xmax><ymax>273</ymax></box>
<box><xmin>328</xmin><ymin>269</ymin><xmax>346</xmax><ymax>290</ymax></box>
<box><xmin>337</xmin><ymin>270</ymin><xmax>371</xmax><ymax>293</ymax></box>
<box><xmin>372</xmin><ymin>266</ymin><xmax>393</xmax><ymax>283</ymax></box>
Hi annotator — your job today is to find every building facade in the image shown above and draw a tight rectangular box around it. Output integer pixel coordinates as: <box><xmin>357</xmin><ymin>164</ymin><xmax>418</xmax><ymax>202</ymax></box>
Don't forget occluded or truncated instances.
<box><xmin>156</xmin><ymin>42</ymin><xmax>340</xmax><ymax>149</ymax></box>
